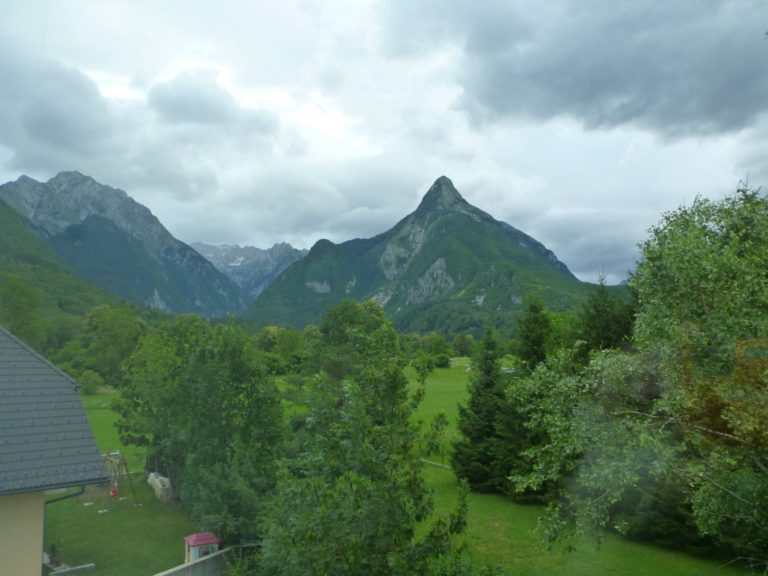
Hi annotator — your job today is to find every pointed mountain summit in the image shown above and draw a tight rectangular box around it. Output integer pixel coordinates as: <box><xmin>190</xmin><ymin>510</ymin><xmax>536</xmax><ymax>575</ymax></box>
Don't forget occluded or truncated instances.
<box><xmin>415</xmin><ymin>176</ymin><xmax>470</xmax><ymax>213</ymax></box>
<box><xmin>247</xmin><ymin>177</ymin><xmax>589</xmax><ymax>334</ymax></box>
<box><xmin>0</xmin><ymin>172</ymin><xmax>245</xmax><ymax>316</ymax></box>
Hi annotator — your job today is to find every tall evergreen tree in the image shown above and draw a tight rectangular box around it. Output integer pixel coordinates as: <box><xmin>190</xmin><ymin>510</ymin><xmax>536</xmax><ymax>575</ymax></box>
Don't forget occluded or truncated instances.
<box><xmin>577</xmin><ymin>276</ymin><xmax>634</xmax><ymax>352</ymax></box>
<box><xmin>451</xmin><ymin>330</ymin><xmax>507</xmax><ymax>493</ymax></box>
<box><xmin>516</xmin><ymin>298</ymin><xmax>552</xmax><ymax>371</ymax></box>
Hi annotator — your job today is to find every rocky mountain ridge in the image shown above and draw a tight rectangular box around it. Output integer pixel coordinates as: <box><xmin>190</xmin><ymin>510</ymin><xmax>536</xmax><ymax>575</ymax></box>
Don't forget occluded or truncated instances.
<box><xmin>191</xmin><ymin>242</ymin><xmax>308</xmax><ymax>301</ymax></box>
<box><xmin>0</xmin><ymin>172</ymin><xmax>245</xmax><ymax>316</ymax></box>
<box><xmin>247</xmin><ymin>176</ymin><xmax>590</xmax><ymax>334</ymax></box>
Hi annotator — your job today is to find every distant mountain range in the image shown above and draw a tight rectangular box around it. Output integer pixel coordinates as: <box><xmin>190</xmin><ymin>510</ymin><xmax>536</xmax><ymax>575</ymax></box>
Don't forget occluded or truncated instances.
<box><xmin>0</xmin><ymin>172</ymin><xmax>244</xmax><ymax>317</ymax></box>
<box><xmin>0</xmin><ymin>172</ymin><xmax>595</xmax><ymax>333</ymax></box>
<box><xmin>192</xmin><ymin>242</ymin><xmax>308</xmax><ymax>300</ymax></box>
<box><xmin>246</xmin><ymin>176</ymin><xmax>591</xmax><ymax>334</ymax></box>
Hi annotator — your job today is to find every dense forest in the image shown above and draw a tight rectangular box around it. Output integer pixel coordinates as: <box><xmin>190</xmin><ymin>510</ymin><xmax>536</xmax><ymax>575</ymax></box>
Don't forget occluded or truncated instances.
<box><xmin>2</xmin><ymin>187</ymin><xmax>766</xmax><ymax>574</ymax></box>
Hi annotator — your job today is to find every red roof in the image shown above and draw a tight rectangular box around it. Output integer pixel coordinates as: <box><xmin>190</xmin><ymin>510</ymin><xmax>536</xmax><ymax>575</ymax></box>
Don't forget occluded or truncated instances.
<box><xmin>185</xmin><ymin>532</ymin><xmax>220</xmax><ymax>546</ymax></box>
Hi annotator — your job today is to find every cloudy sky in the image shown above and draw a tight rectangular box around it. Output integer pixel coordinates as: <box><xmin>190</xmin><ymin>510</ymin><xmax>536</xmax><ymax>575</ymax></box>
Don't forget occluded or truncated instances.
<box><xmin>1</xmin><ymin>0</ymin><xmax>766</xmax><ymax>283</ymax></box>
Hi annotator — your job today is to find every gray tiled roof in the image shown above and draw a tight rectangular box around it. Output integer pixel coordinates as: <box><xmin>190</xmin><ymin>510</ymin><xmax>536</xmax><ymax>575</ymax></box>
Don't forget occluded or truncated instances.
<box><xmin>0</xmin><ymin>327</ymin><xmax>108</xmax><ymax>496</ymax></box>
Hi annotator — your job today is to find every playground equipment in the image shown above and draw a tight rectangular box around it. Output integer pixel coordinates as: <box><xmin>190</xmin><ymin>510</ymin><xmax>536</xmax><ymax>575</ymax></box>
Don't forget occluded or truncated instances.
<box><xmin>99</xmin><ymin>450</ymin><xmax>139</xmax><ymax>512</ymax></box>
<box><xmin>184</xmin><ymin>533</ymin><xmax>220</xmax><ymax>563</ymax></box>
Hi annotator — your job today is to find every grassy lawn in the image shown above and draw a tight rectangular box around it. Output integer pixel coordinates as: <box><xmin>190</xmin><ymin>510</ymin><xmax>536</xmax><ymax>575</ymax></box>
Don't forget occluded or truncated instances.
<box><xmin>44</xmin><ymin>389</ymin><xmax>199</xmax><ymax>576</ymax></box>
<box><xmin>48</xmin><ymin>367</ymin><xmax>751</xmax><ymax>575</ymax></box>
<box><xmin>415</xmin><ymin>361</ymin><xmax>750</xmax><ymax>576</ymax></box>
<box><xmin>44</xmin><ymin>482</ymin><xmax>198</xmax><ymax>576</ymax></box>
<box><xmin>80</xmin><ymin>389</ymin><xmax>147</xmax><ymax>471</ymax></box>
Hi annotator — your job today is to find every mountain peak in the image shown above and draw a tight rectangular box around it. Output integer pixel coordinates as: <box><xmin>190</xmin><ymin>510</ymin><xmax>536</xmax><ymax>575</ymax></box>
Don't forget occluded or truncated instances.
<box><xmin>50</xmin><ymin>171</ymin><xmax>91</xmax><ymax>185</ymax></box>
<box><xmin>417</xmin><ymin>176</ymin><xmax>468</xmax><ymax>213</ymax></box>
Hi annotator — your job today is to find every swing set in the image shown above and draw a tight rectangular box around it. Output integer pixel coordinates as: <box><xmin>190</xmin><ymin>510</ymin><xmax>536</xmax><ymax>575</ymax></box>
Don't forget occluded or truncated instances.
<box><xmin>99</xmin><ymin>450</ymin><xmax>139</xmax><ymax>512</ymax></box>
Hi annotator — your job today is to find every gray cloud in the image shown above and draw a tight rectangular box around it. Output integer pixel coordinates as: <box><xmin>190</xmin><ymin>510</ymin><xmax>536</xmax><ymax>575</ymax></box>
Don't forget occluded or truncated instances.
<box><xmin>0</xmin><ymin>29</ymin><xmax>279</xmax><ymax>204</ymax></box>
<box><xmin>528</xmin><ymin>211</ymin><xmax>650</xmax><ymax>284</ymax></box>
<box><xmin>0</xmin><ymin>45</ymin><xmax>113</xmax><ymax>173</ymax></box>
<box><xmin>0</xmin><ymin>1</ymin><xmax>765</xmax><ymax>287</ymax></box>
<box><xmin>149</xmin><ymin>71</ymin><xmax>241</xmax><ymax>125</ymax></box>
<box><xmin>385</xmin><ymin>0</ymin><xmax>768</xmax><ymax>136</ymax></box>
<box><xmin>148</xmin><ymin>70</ymin><xmax>278</xmax><ymax>135</ymax></box>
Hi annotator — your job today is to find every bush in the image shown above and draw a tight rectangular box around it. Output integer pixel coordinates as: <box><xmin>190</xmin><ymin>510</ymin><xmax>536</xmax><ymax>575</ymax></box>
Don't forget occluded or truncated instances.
<box><xmin>78</xmin><ymin>369</ymin><xmax>103</xmax><ymax>395</ymax></box>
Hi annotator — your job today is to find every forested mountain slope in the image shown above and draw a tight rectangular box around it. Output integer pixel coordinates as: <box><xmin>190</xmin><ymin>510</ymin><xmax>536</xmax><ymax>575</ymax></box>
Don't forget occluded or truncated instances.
<box><xmin>248</xmin><ymin>176</ymin><xmax>591</xmax><ymax>334</ymax></box>
<box><xmin>0</xmin><ymin>172</ymin><xmax>245</xmax><ymax>316</ymax></box>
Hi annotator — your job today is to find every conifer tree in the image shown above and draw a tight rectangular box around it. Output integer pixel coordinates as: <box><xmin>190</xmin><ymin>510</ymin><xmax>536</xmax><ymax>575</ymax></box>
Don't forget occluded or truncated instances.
<box><xmin>516</xmin><ymin>298</ymin><xmax>552</xmax><ymax>371</ymax></box>
<box><xmin>577</xmin><ymin>276</ymin><xmax>634</xmax><ymax>352</ymax></box>
<box><xmin>451</xmin><ymin>329</ymin><xmax>507</xmax><ymax>492</ymax></box>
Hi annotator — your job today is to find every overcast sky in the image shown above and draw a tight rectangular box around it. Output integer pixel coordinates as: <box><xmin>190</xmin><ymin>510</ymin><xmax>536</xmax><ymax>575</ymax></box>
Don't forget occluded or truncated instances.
<box><xmin>1</xmin><ymin>0</ymin><xmax>766</xmax><ymax>283</ymax></box>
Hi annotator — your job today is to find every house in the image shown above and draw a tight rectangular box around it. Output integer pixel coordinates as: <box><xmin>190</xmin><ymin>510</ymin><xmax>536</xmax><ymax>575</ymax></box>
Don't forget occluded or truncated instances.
<box><xmin>0</xmin><ymin>327</ymin><xmax>108</xmax><ymax>576</ymax></box>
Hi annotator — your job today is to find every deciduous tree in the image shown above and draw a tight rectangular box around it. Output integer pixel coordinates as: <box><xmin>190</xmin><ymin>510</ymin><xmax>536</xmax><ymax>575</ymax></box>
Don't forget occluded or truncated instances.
<box><xmin>260</xmin><ymin>301</ymin><xmax>471</xmax><ymax>575</ymax></box>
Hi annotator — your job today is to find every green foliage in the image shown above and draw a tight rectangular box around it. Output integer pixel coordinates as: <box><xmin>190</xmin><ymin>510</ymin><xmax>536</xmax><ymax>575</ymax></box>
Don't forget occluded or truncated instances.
<box><xmin>0</xmin><ymin>198</ymin><xmax>119</xmax><ymax>353</ymax></box>
<box><xmin>254</xmin><ymin>324</ymin><xmax>306</xmax><ymax>374</ymax></box>
<box><xmin>509</xmin><ymin>187</ymin><xmax>768</xmax><ymax>565</ymax></box>
<box><xmin>82</xmin><ymin>305</ymin><xmax>147</xmax><ymax>387</ymax></box>
<box><xmin>576</xmin><ymin>277</ymin><xmax>635</xmax><ymax>353</ymax></box>
<box><xmin>633</xmin><ymin>187</ymin><xmax>768</xmax><ymax>370</ymax></box>
<box><xmin>452</xmin><ymin>333</ymin><xmax>476</xmax><ymax>357</ymax></box>
<box><xmin>224</xmin><ymin>547</ymin><xmax>260</xmax><ymax>576</ymax></box>
<box><xmin>451</xmin><ymin>330</ymin><xmax>508</xmax><ymax>493</ymax></box>
<box><xmin>412</xmin><ymin>354</ymin><xmax>436</xmax><ymax>384</ymax></box>
<box><xmin>311</xmin><ymin>299</ymin><xmax>400</xmax><ymax>379</ymax></box>
<box><xmin>78</xmin><ymin>369</ymin><xmax>104</xmax><ymax>395</ymax></box>
<box><xmin>506</xmin><ymin>346</ymin><xmax>585</xmax><ymax>498</ymax></box>
<box><xmin>0</xmin><ymin>275</ymin><xmax>43</xmax><ymax>348</ymax></box>
<box><xmin>260</xmin><ymin>301</ymin><xmax>471</xmax><ymax>575</ymax></box>
<box><xmin>629</xmin><ymin>188</ymin><xmax>768</xmax><ymax>560</ymax></box>
<box><xmin>115</xmin><ymin>316</ymin><xmax>283</xmax><ymax>542</ymax></box>
<box><xmin>515</xmin><ymin>298</ymin><xmax>553</xmax><ymax>371</ymax></box>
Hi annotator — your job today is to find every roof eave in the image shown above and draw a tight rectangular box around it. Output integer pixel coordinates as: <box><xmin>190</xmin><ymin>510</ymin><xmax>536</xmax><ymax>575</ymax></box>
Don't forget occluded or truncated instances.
<box><xmin>0</xmin><ymin>474</ymin><xmax>110</xmax><ymax>498</ymax></box>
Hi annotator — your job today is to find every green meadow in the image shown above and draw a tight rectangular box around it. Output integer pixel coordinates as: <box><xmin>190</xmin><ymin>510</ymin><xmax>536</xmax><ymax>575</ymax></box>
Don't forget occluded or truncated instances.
<box><xmin>44</xmin><ymin>371</ymin><xmax>751</xmax><ymax>575</ymax></box>
<box><xmin>43</xmin><ymin>391</ymin><xmax>197</xmax><ymax>576</ymax></box>
<box><xmin>413</xmin><ymin>361</ymin><xmax>749</xmax><ymax>576</ymax></box>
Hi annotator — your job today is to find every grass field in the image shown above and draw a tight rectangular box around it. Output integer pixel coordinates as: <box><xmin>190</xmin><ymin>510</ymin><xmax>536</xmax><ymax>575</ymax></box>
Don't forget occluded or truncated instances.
<box><xmin>43</xmin><ymin>390</ymin><xmax>198</xmax><ymax>576</ymax></box>
<box><xmin>414</xmin><ymin>361</ymin><xmax>749</xmax><ymax>576</ymax></box>
<box><xmin>45</xmin><ymin>367</ymin><xmax>752</xmax><ymax>575</ymax></box>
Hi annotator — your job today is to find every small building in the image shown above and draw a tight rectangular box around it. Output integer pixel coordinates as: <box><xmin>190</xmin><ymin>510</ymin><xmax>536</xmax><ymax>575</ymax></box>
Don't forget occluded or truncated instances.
<box><xmin>184</xmin><ymin>532</ymin><xmax>220</xmax><ymax>563</ymax></box>
<box><xmin>0</xmin><ymin>327</ymin><xmax>108</xmax><ymax>576</ymax></box>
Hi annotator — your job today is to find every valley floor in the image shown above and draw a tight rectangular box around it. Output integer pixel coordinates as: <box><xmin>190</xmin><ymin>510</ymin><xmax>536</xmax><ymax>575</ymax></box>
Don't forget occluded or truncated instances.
<box><xmin>45</xmin><ymin>382</ymin><xmax>752</xmax><ymax>575</ymax></box>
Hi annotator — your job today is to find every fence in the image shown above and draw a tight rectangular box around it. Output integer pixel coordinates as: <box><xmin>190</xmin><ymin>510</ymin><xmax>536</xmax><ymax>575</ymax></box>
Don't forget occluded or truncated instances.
<box><xmin>152</xmin><ymin>548</ymin><xmax>229</xmax><ymax>576</ymax></box>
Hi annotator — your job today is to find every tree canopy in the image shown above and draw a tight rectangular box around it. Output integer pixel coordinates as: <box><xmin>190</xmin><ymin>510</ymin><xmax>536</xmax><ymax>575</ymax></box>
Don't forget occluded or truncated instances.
<box><xmin>505</xmin><ymin>188</ymin><xmax>768</xmax><ymax>564</ymax></box>
<box><xmin>260</xmin><ymin>300</ymin><xmax>474</xmax><ymax>575</ymax></box>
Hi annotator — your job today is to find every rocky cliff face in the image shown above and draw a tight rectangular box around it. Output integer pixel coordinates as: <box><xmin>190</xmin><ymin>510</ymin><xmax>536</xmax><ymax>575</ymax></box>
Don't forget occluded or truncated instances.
<box><xmin>192</xmin><ymin>242</ymin><xmax>308</xmax><ymax>302</ymax></box>
<box><xmin>0</xmin><ymin>172</ymin><xmax>245</xmax><ymax>316</ymax></box>
<box><xmin>247</xmin><ymin>176</ymin><xmax>589</xmax><ymax>334</ymax></box>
